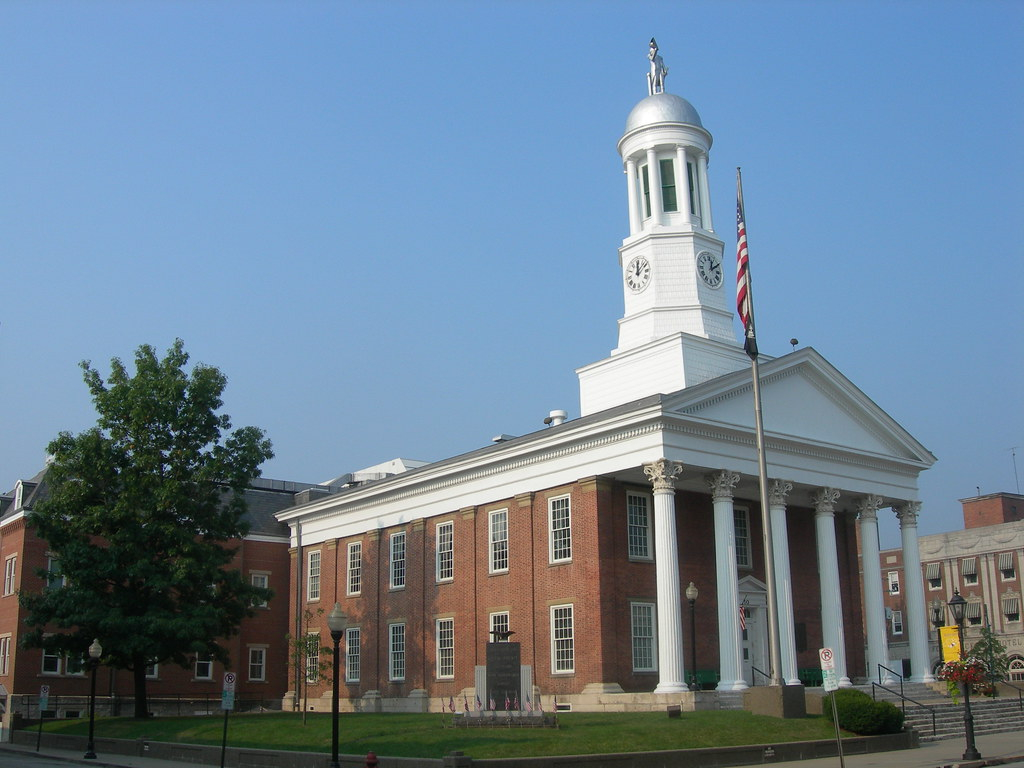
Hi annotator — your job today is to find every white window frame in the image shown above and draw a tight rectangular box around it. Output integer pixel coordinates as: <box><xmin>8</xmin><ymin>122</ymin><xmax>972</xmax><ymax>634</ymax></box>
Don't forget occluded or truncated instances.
<box><xmin>891</xmin><ymin>610</ymin><xmax>904</xmax><ymax>635</ymax></box>
<box><xmin>549</xmin><ymin>495</ymin><xmax>572</xmax><ymax>563</ymax></box>
<box><xmin>551</xmin><ymin>604</ymin><xmax>575</xmax><ymax>674</ymax></box>
<box><xmin>925</xmin><ymin>562</ymin><xmax>942</xmax><ymax>590</ymax></box>
<box><xmin>46</xmin><ymin>556</ymin><xmax>66</xmax><ymax>590</ymax></box>
<box><xmin>887</xmin><ymin>571</ymin><xmax>900</xmax><ymax>594</ymax></box>
<box><xmin>436</xmin><ymin>521</ymin><xmax>454</xmax><ymax>583</ymax></box>
<box><xmin>250</xmin><ymin>571</ymin><xmax>270</xmax><ymax>608</ymax></box>
<box><xmin>306</xmin><ymin>550</ymin><xmax>321</xmax><ymax>602</ymax></box>
<box><xmin>194</xmin><ymin>655</ymin><xmax>213</xmax><ymax>680</ymax></box>
<box><xmin>389</xmin><ymin>623</ymin><xmax>406</xmax><ymax>681</ymax></box>
<box><xmin>436</xmin><ymin>617</ymin><xmax>455</xmax><ymax>679</ymax></box>
<box><xmin>489</xmin><ymin>611</ymin><xmax>510</xmax><ymax>642</ymax></box>
<box><xmin>248</xmin><ymin>646</ymin><xmax>267</xmax><ymax>682</ymax></box>
<box><xmin>347</xmin><ymin>542</ymin><xmax>362</xmax><ymax>596</ymax></box>
<box><xmin>145</xmin><ymin>660</ymin><xmax>159</xmax><ymax>679</ymax></box>
<box><xmin>630</xmin><ymin>602</ymin><xmax>657</xmax><ymax>672</ymax></box>
<box><xmin>41</xmin><ymin>648</ymin><xmax>62</xmax><ymax>675</ymax></box>
<box><xmin>305</xmin><ymin>633</ymin><xmax>320</xmax><ymax>684</ymax></box>
<box><xmin>345</xmin><ymin>626</ymin><xmax>361</xmax><ymax>683</ymax></box>
<box><xmin>1010</xmin><ymin>656</ymin><xmax>1024</xmax><ymax>682</ymax></box>
<box><xmin>0</xmin><ymin>635</ymin><xmax>10</xmax><ymax>676</ymax></box>
<box><xmin>961</xmin><ymin>557</ymin><xmax>978</xmax><ymax>585</ymax></box>
<box><xmin>734</xmin><ymin>507</ymin><xmax>751</xmax><ymax>568</ymax></box>
<box><xmin>390</xmin><ymin>532</ymin><xmax>406</xmax><ymax>589</ymax></box>
<box><xmin>1003</xmin><ymin>596</ymin><xmax>1021</xmax><ymax>623</ymax></box>
<box><xmin>65</xmin><ymin>653</ymin><xmax>85</xmax><ymax>676</ymax></box>
<box><xmin>626</xmin><ymin>492</ymin><xmax>651</xmax><ymax>560</ymax></box>
<box><xmin>3</xmin><ymin>555</ymin><xmax>16</xmax><ymax>596</ymax></box>
<box><xmin>488</xmin><ymin>509</ymin><xmax>509</xmax><ymax>574</ymax></box>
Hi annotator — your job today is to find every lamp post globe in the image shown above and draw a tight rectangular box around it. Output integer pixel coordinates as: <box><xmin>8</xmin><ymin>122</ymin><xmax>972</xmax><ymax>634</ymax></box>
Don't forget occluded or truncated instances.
<box><xmin>327</xmin><ymin>603</ymin><xmax>348</xmax><ymax>768</ymax></box>
<box><xmin>84</xmin><ymin>638</ymin><xmax>103</xmax><ymax>760</ymax></box>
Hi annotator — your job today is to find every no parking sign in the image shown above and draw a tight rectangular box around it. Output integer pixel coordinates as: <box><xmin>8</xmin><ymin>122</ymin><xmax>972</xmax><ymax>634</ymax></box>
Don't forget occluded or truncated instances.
<box><xmin>222</xmin><ymin>672</ymin><xmax>236</xmax><ymax>711</ymax></box>
<box><xmin>819</xmin><ymin>648</ymin><xmax>839</xmax><ymax>692</ymax></box>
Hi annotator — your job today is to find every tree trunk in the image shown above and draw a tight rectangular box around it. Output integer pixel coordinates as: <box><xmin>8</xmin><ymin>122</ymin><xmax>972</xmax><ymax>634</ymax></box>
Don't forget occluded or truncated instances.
<box><xmin>132</xmin><ymin>656</ymin><xmax>149</xmax><ymax>718</ymax></box>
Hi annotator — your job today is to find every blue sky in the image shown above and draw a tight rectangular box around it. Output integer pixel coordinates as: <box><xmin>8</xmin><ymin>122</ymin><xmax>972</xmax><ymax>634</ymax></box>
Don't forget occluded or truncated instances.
<box><xmin>3</xmin><ymin>1</ymin><xmax>1022</xmax><ymax>547</ymax></box>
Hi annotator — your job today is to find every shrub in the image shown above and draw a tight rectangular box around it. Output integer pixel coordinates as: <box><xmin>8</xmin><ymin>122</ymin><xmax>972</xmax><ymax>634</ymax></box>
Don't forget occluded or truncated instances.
<box><xmin>823</xmin><ymin>689</ymin><xmax>904</xmax><ymax>735</ymax></box>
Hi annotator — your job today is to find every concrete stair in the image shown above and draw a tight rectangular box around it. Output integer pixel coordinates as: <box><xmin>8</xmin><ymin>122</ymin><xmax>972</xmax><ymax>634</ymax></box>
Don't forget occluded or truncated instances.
<box><xmin>849</xmin><ymin>683</ymin><xmax>1024</xmax><ymax>742</ymax></box>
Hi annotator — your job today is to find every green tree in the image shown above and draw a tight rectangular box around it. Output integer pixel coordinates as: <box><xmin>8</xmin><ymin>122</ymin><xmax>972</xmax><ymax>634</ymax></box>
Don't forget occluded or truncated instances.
<box><xmin>968</xmin><ymin>625</ymin><xmax>1010</xmax><ymax>688</ymax></box>
<box><xmin>19</xmin><ymin>340</ymin><xmax>273</xmax><ymax>718</ymax></box>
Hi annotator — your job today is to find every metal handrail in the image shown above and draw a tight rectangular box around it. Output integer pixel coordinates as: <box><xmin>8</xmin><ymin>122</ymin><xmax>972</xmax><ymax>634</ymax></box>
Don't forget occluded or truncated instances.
<box><xmin>870</xmin><ymin>681</ymin><xmax>937</xmax><ymax>737</ymax></box>
<box><xmin>750</xmin><ymin>665</ymin><xmax>771</xmax><ymax>685</ymax></box>
<box><xmin>877</xmin><ymin>663</ymin><xmax>905</xmax><ymax>700</ymax></box>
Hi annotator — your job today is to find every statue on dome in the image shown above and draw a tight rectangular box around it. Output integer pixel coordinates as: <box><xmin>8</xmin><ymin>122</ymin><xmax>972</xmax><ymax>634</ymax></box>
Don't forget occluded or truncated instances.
<box><xmin>647</xmin><ymin>38</ymin><xmax>668</xmax><ymax>95</ymax></box>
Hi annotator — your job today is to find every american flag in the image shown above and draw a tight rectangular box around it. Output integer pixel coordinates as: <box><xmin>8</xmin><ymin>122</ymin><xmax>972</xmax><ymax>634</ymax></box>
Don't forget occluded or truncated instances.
<box><xmin>739</xmin><ymin>604</ymin><xmax>747</xmax><ymax>632</ymax></box>
<box><xmin>735</xmin><ymin>170</ymin><xmax>758</xmax><ymax>360</ymax></box>
<box><xmin>449</xmin><ymin>696</ymin><xmax>455</xmax><ymax>713</ymax></box>
<box><xmin>476</xmin><ymin>695</ymin><xmax>482</xmax><ymax>711</ymax></box>
<box><xmin>464</xmin><ymin>695</ymin><xmax>469</xmax><ymax>712</ymax></box>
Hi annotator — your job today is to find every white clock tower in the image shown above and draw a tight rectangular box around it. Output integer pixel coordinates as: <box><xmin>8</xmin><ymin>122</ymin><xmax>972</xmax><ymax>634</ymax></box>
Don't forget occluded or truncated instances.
<box><xmin>577</xmin><ymin>41</ymin><xmax>751</xmax><ymax>416</ymax></box>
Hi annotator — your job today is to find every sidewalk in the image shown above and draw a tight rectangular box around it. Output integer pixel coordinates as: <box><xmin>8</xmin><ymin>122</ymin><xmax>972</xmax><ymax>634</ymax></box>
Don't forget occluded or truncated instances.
<box><xmin>3</xmin><ymin>731</ymin><xmax>1022</xmax><ymax>768</ymax></box>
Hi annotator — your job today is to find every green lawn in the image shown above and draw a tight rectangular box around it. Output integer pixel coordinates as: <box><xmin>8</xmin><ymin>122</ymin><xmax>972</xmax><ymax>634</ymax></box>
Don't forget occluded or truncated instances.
<box><xmin>42</xmin><ymin>710</ymin><xmax>847</xmax><ymax>759</ymax></box>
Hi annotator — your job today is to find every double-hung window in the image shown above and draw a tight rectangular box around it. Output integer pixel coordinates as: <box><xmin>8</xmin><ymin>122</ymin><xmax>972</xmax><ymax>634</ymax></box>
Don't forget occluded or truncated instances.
<box><xmin>436</xmin><ymin>521</ymin><xmax>454</xmax><ymax>582</ymax></box>
<box><xmin>347</xmin><ymin>542</ymin><xmax>362</xmax><ymax>596</ymax></box>
<box><xmin>490</xmin><ymin>611</ymin><xmax>510</xmax><ymax>642</ymax></box>
<box><xmin>389</xmin><ymin>623</ymin><xmax>406</xmax><ymax>681</ymax></box>
<box><xmin>549</xmin><ymin>495</ymin><xmax>571</xmax><ymax>563</ymax></box>
<box><xmin>489</xmin><ymin>509</ymin><xmax>509</xmax><ymax>573</ymax></box>
<box><xmin>195</xmin><ymin>655</ymin><xmax>213</xmax><ymax>680</ymax></box>
<box><xmin>1004</xmin><ymin>596</ymin><xmax>1021</xmax><ymax>623</ymax></box>
<box><xmin>631</xmin><ymin>602</ymin><xmax>656</xmax><ymax>672</ymax></box>
<box><xmin>250</xmin><ymin>572</ymin><xmax>269</xmax><ymax>607</ymax></box>
<box><xmin>887</xmin><ymin>571</ymin><xmax>900</xmax><ymax>594</ymax></box>
<box><xmin>248</xmin><ymin>646</ymin><xmax>266</xmax><ymax>681</ymax></box>
<box><xmin>734</xmin><ymin>508</ymin><xmax>751</xmax><ymax>568</ymax></box>
<box><xmin>306</xmin><ymin>550</ymin><xmax>321</xmax><ymax>601</ymax></box>
<box><xmin>345</xmin><ymin>627</ymin><xmax>361</xmax><ymax>683</ymax></box>
<box><xmin>3</xmin><ymin>555</ymin><xmax>16</xmax><ymax>596</ymax></box>
<box><xmin>551</xmin><ymin>604</ymin><xmax>575</xmax><ymax>674</ymax></box>
<box><xmin>436</xmin><ymin>618</ymin><xmax>455</xmax><ymax>679</ymax></box>
<box><xmin>390</xmin><ymin>533</ymin><xmax>406</xmax><ymax>589</ymax></box>
<box><xmin>890</xmin><ymin>610</ymin><xmax>904</xmax><ymax>635</ymax></box>
<box><xmin>627</xmin><ymin>493</ymin><xmax>651</xmax><ymax>559</ymax></box>
<box><xmin>0</xmin><ymin>636</ymin><xmax>10</xmax><ymax>676</ymax></box>
<box><xmin>305</xmin><ymin>634</ymin><xmax>320</xmax><ymax>683</ymax></box>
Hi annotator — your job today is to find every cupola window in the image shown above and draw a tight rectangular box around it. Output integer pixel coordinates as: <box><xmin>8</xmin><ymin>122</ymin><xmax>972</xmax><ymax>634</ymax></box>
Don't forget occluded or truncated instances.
<box><xmin>687</xmin><ymin>161</ymin><xmax>701</xmax><ymax>219</ymax></box>
<box><xmin>640</xmin><ymin>164</ymin><xmax>651</xmax><ymax>218</ymax></box>
<box><xmin>659</xmin><ymin>159</ymin><xmax>677</xmax><ymax>212</ymax></box>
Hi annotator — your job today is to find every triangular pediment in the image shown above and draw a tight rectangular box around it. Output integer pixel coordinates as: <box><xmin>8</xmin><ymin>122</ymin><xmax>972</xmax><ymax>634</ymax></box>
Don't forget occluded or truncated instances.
<box><xmin>661</xmin><ymin>347</ymin><xmax>934</xmax><ymax>466</ymax></box>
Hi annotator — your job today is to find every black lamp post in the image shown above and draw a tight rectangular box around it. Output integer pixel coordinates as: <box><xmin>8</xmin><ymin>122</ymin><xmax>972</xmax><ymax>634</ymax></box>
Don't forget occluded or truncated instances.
<box><xmin>327</xmin><ymin>603</ymin><xmax>348</xmax><ymax>768</ymax></box>
<box><xmin>948</xmin><ymin>590</ymin><xmax>981</xmax><ymax>762</ymax></box>
<box><xmin>84</xmin><ymin>638</ymin><xmax>102</xmax><ymax>760</ymax></box>
<box><xmin>685</xmin><ymin>582</ymin><xmax>698</xmax><ymax>691</ymax></box>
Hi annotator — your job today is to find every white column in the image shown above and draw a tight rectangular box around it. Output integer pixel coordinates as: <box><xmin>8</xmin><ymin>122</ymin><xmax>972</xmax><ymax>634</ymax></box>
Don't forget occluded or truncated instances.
<box><xmin>625</xmin><ymin>157</ymin><xmax>640</xmax><ymax>235</ymax></box>
<box><xmin>769</xmin><ymin>480</ymin><xmax>799</xmax><ymax>685</ymax></box>
<box><xmin>697</xmin><ymin>153</ymin><xmax>713</xmax><ymax>231</ymax></box>
<box><xmin>709</xmin><ymin>470</ymin><xmax>746</xmax><ymax>691</ymax></box>
<box><xmin>646</xmin><ymin>148</ymin><xmax>664</xmax><ymax>225</ymax></box>
<box><xmin>895</xmin><ymin>502</ymin><xmax>936</xmax><ymax>683</ymax></box>
<box><xmin>675</xmin><ymin>145</ymin><xmax>690</xmax><ymax>224</ymax></box>
<box><xmin>644</xmin><ymin>459</ymin><xmax>688</xmax><ymax>693</ymax></box>
<box><xmin>858</xmin><ymin>495</ymin><xmax>895</xmax><ymax>685</ymax></box>
<box><xmin>812</xmin><ymin>489</ymin><xmax>852</xmax><ymax>687</ymax></box>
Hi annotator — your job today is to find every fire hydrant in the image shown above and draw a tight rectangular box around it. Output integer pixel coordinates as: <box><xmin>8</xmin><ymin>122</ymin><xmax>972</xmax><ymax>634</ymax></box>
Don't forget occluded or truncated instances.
<box><xmin>365</xmin><ymin>751</ymin><xmax>378</xmax><ymax>767</ymax></box>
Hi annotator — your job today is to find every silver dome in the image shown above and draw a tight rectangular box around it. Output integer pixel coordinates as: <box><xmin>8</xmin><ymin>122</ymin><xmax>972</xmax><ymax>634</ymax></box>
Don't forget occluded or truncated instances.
<box><xmin>624</xmin><ymin>93</ymin><xmax>703</xmax><ymax>133</ymax></box>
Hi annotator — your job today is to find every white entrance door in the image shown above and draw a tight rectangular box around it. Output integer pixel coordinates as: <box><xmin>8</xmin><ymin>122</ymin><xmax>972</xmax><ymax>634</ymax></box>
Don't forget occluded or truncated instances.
<box><xmin>740</xmin><ymin>605</ymin><xmax>770</xmax><ymax>685</ymax></box>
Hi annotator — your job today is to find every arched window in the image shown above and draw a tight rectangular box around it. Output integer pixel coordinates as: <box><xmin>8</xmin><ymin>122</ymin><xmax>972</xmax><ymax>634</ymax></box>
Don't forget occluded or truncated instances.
<box><xmin>1009</xmin><ymin>656</ymin><xmax>1024</xmax><ymax>682</ymax></box>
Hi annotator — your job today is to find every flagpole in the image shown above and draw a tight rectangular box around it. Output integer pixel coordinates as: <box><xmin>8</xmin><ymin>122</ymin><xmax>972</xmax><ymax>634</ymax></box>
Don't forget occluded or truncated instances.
<box><xmin>737</xmin><ymin>168</ymin><xmax>783</xmax><ymax>687</ymax></box>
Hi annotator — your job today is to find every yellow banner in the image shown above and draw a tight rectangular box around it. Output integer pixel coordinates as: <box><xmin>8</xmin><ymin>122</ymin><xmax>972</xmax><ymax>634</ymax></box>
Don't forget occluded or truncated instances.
<box><xmin>940</xmin><ymin>626</ymin><xmax>961</xmax><ymax>662</ymax></box>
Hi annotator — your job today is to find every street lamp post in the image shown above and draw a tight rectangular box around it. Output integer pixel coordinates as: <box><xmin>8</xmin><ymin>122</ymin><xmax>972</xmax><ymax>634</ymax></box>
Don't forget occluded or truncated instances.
<box><xmin>948</xmin><ymin>591</ymin><xmax>981</xmax><ymax>762</ymax></box>
<box><xmin>685</xmin><ymin>582</ymin><xmax>699</xmax><ymax>691</ymax></box>
<box><xmin>327</xmin><ymin>603</ymin><xmax>349</xmax><ymax>768</ymax></box>
<box><xmin>84</xmin><ymin>638</ymin><xmax>102</xmax><ymax>760</ymax></box>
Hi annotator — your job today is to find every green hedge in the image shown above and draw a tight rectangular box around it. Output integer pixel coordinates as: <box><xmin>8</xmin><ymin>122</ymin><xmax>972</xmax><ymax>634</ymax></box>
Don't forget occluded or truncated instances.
<box><xmin>822</xmin><ymin>689</ymin><xmax>904</xmax><ymax>735</ymax></box>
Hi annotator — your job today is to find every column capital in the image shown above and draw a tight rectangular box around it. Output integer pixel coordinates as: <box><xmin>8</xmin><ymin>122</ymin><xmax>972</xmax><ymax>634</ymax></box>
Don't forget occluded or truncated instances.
<box><xmin>643</xmin><ymin>459</ymin><xmax>684</xmax><ymax>492</ymax></box>
<box><xmin>856</xmin><ymin>494</ymin><xmax>884</xmax><ymax>522</ymax></box>
<box><xmin>812</xmin><ymin>488</ymin><xmax>841</xmax><ymax>516</ymax></box>
<box><xmin>705</xmin><ymin>469</ymin><xmax>740</xmax><ymax>501</ymax></box>
<box><xmin>768</xmin><ymin>479</ymin><xmax>793</xmax><ymax>507</ymax></box>
<box><xmin>893</xmin><ymin>501</ymin><xmax>922</xmax><ymax>527</ymax></box>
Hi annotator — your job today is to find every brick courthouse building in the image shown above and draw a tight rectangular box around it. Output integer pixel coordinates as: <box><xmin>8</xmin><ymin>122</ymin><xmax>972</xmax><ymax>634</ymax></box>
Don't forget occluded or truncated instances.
<box><xmin>276</xmin><ymin>48</ymin><xmax>938</xmax><ymax>712</ymax></box>
<box><xmin>1</xmin><ymin>46</ymin><xmax>939</xmax><ymax>716</ymax></box>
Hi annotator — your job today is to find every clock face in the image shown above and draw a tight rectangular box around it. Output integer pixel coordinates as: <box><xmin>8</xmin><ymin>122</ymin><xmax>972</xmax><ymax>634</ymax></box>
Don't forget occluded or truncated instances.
<box><xmin>696</xmin><ymin>251</ymin><xmax>723</xmax><ymax>289</ymax></box>
<box><xmin>625</xmin><ymin>256</ymin><xmax>652</xmax><ymax>292</ymax></box>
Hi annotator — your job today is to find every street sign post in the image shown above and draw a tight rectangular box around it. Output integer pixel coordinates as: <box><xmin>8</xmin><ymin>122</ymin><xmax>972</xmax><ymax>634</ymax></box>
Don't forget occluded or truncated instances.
<box><xmin>819</xmin><ymin>648</ymin><xmax>845</xmax><ymax>768</ymax></box>
<box><xmin>220</xmin><ymin>672</ymin><xmax>236</xmax><ymax>768</ymax></box>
